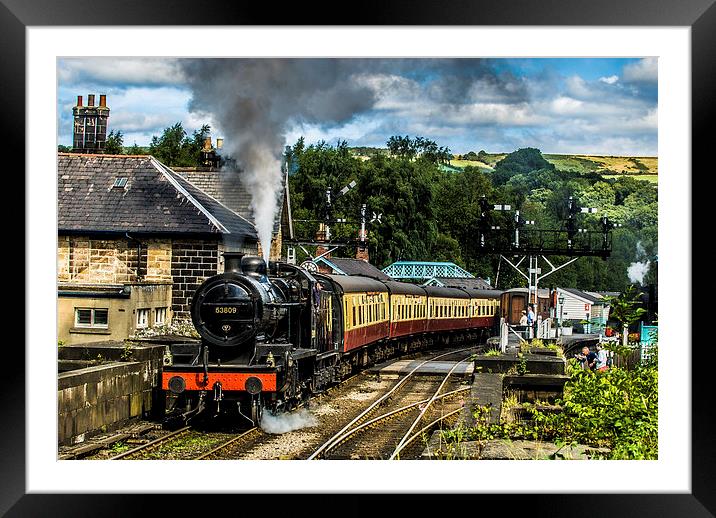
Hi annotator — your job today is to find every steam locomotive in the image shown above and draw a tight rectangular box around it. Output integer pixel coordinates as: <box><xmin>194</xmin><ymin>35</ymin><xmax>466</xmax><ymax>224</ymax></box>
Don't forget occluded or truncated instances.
<box><xmin>161</xmin><ymin>253</ymin><xmax>502</xmax><ymax>425</ymax></box>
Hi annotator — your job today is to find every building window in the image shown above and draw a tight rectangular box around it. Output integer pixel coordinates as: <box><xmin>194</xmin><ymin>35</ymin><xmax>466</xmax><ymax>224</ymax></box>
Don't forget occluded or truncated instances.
<box><xmin>136</xmin><ymin>308</ymin><xmax>149</xmax><ymax>328</ymax></box>
<box><xmin>75</xmin><ymin>308</ymin><xmax>109</xmax><ymax>328</ymax></box>
<box><xmin>155</xmin><ymin>307</ymin><xmax>167</xmax><ymax>326</ymax></box>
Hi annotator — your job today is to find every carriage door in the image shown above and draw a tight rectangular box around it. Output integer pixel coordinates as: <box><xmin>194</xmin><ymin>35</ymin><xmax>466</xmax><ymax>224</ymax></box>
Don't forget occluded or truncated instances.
<box><xmin>510</xmin><ymin>294</ymin><xmax>526</xmax><ymax>325</ymax></box>
<box><xmin>318</xmin><ymin>285</ymin><xmax>333</xmax><ymax>354</ymax></box>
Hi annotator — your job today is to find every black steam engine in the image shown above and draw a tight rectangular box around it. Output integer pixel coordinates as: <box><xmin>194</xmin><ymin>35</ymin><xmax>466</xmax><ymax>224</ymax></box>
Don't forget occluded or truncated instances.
<box><xmin>162</xmin><ymin>253</ymin><xmax>330</xmax><ymax>425</ymax></box>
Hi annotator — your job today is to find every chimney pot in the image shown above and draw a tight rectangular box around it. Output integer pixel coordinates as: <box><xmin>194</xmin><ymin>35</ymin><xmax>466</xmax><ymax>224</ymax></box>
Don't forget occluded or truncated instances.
<box><xmin>216</xmin><ymin>138</ymin><xmax>223</xmax><ymax>149</ymax></box>
<box><xmin>99</xmin><ymin>94</ymin><xmax>106</xmax><ymax>107</ymax></box>
<box><xmin>76</xmin><ymin>95</ymin><xmax>83</xmax><ymax>107</ymax></box>
<box><xmin>203</xmin><ymin>137</ymin><xmax>212</xmax><ymax>150</ymax></box>
<box><xmin>87</xmin><ymin>94</ymin><xmax>95</xmax><ymax>106</ymax></box>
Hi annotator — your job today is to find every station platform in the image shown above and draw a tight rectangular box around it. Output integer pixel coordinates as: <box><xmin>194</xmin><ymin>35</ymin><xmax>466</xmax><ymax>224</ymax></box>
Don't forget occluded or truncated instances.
<box><xmin>367</xmin><ymin>359</ymin><xmax>474</xmax><ymax>377</ymax></box>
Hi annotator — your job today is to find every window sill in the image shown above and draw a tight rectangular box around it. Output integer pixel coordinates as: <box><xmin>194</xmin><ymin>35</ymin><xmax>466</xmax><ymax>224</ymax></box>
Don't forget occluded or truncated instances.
<box><xmin>69</xmin><ymin>327</ymin><xmax>112</xmax><ymax>335</ymax></box>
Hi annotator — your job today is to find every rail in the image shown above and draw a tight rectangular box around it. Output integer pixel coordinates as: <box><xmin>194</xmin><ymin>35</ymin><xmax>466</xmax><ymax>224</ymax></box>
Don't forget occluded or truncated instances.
<box><xmin>390</xmin><ymin>356</ymin><xmax>471</xmax><ymax>459</ymax></box>
<box><xmin>308</xmin><ymin>346</ymin><xmax>477</xmax><ymax>460</ymax></box>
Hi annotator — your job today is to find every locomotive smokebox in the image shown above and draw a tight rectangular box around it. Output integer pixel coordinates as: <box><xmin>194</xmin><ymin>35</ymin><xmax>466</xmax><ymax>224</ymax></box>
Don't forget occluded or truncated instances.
<box><xmin>241</xmin><ymin>255</ymin><xmax>267</xmax><ymax>278</ymax></box>
<box><xmin>223</xmin><ymin>252</ymin><xmax>244</xmax><ymax>273</ymax></box>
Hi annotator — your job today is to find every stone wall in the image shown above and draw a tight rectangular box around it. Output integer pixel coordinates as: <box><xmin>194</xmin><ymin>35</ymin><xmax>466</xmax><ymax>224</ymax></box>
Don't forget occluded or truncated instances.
<box><xmin>57</xmin><ymin>235</ymin><xmax>172</xmax><ymax>284</ymax></box>
<box><xmin>58</xmin><ymin>342</ymin><xmax>165</xmax><ymax>445</ymax></box>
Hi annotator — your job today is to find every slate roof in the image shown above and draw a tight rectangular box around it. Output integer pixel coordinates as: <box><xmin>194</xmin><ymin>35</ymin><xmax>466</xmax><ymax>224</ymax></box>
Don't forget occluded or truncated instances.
<box><xmin>315</xmin><ymin>257</ymin><xmax>392</xmax><ymax>281</ymax></box>
<box><xmin>57</xmin><ymin>154</ymin><xmax>258</xmax><ymax>240</ymax></box>
<box><xmin>430</xmin><ymin>277</ymin><xmax>493</xmax><ymax>290</ymax></box>
<box><xmin>560</xmin><ymin>287</ymin><xmax>605</xmax><ymax>304</ymax></box>
<box><xmin>173</xmin><ymin>167</ymin><xmax>290</xmax><ymax>236</ymax></box>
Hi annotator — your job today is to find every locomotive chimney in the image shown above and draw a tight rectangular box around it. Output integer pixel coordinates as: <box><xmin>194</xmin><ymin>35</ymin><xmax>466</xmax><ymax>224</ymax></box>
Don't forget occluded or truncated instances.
<box><xmin>223</xmin><ymin>252</ymin><xmax>245</xmax><ymax>274</ymax></box>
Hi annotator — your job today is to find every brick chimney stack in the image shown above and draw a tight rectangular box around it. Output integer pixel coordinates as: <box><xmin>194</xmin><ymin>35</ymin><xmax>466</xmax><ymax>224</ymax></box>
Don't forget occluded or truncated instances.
<box><xmin>72</xmin><ymin>93</ymin><xmax>110</xmax><ymax>154</ymax></box>
<box><xmin>315</xmin><ymin>223</ymin><xmax>330</xmax><ymax>261</ymax></box>
<box><xmin>356</xmin><ymin>244</ymin><xmax>369</xmax><ymax>262</ymax></box>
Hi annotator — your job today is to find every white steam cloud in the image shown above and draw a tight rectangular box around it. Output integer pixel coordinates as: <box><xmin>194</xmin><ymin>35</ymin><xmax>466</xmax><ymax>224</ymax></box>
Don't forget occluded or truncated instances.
<box><xmin>260</xmin><ymin>408</ymin><xmax>318</xmax><ymax>434</ymax></box>
<box><xmin>178</xmin><ymin>59</ymin><xmax>381</xmax><ymax>261</ymax></box>
<box><xmin>627</xmin><ymin>241</ymin><xmax>650</xmax><ymax>285</ymax></box>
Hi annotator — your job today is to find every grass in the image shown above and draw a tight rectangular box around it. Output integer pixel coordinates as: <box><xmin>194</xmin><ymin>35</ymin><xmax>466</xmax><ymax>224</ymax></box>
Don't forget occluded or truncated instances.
<box><xmin>109</xmin><ymin>441</ymin><xmax>130</xmax><ymax>454</ymax></box>
<box><xmin>544</xmin><ymin>154</ymin><xmax>658</xmax><ymax>175</ymax></box>
<box><xmin>602</xmin><ymin>174</ymin><xmax>658</xmax><ymax>183</ymax></box>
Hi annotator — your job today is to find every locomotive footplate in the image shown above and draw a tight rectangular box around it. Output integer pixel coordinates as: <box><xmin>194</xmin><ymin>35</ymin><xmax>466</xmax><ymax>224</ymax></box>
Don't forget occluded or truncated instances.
<box><xmin>162</xmin><ymin>365</ymin><xmax>279</xmax><ymax>393</ymax></box>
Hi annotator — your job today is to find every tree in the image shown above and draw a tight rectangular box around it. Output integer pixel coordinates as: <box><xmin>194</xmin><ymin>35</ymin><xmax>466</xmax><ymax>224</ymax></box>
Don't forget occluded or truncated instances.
<box><xmin>492</xmin><ymin>147</ymin><xmax>555</xmax><ymax>185</ymax></box>
<box><xmin>104</xmin><ymin>130</ymin><xmax>124</xmax><ymax>154</ymax></box>
<box><xmin>148</xmin><ymin>122</ymin><xmax>211</xmax><ymax>167</ymax></box>
<box><xmin>126</xmin><ymin>142</ymin><xmax>146</xmax><ymax>155</ymax></box>
<box><xmin>58</xmin><ymin>145</ymin><xmax>71</xmax><ymax>153</ymax></box>
<box><xmin>605</xmin><ymin>285</ymin><xmax>647</xmax><ymax>347</ymax></box>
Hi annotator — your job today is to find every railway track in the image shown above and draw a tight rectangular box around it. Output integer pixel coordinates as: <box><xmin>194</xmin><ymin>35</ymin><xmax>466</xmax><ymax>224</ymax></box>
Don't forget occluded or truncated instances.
<box><xmin>110</xmin><ymin>426</ymin><xmax>260</xmax><ymax>460</ymax></box>
<box><xmin>107</xmin><ymin>347</ymin><xmax>475</xmax><ymax>461</ymax></box>
<box><xmin>109</xmin><ymin>426</ymin><xmax>192</xmax><ymax>460</ymax></box>
<box><xmin>308</xmin><ymin>347</ymin><xmax>474</xmax><ymax>460</ymax></box>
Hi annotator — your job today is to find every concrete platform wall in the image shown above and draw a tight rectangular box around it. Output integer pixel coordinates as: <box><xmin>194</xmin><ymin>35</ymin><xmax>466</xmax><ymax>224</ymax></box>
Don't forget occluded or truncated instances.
<box><xmin>58</xmin><ymin>342</ymin><xmax>165</xmax><ymax>445</ymax></box>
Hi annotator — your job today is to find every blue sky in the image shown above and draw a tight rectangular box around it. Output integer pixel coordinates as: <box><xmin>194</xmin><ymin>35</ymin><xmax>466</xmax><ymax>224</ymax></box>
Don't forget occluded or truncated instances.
<box><xmin>57</xmin><ymin>57</ymin><xmax>657</xmax><ymax>156</ymax></box>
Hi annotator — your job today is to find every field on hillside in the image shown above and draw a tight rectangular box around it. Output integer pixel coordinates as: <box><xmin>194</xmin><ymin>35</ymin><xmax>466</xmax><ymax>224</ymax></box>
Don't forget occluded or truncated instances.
<box><xmin>450</xmin><ymin>152</ymin><xmax>657</xmax><ymax>181</ymax></box>
<box><xmin>545</xmin><ymin>154</ymin><xmax>658</xmax><ymax>175</ymax></box>
<box><xmin>352</xmin><ymin>149</ymin><xmax>658</xmax><ymax>181</ymax></box>
<box><xmin>448</xmin><ymin>159</ymin><xmax>494</xmax><ymax>171</ymax></box>
<box><xmin>602</xmin><ymin>174</ymin><xmax>659</xmax><ymax>183</ymax></box>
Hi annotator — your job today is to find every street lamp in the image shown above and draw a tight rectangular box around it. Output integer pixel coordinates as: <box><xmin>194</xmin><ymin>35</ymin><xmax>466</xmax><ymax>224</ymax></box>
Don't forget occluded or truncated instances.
<box><xmin>558</xmin><ymin>295</ymin><xmax>565</xmax><ymax>337</ymax></box>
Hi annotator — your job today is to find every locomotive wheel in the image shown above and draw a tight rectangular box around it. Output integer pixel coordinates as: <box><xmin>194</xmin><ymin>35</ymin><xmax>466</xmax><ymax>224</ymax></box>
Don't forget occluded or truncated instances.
<box><xmin>251</xmin><ymin>397</ymin><xmax>263</xmax><ymax>424</ymax></box>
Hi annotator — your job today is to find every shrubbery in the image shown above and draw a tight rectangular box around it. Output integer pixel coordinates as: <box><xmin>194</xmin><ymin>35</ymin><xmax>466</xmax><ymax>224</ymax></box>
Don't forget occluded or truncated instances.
<box><xmin>452</xmin><ymin>359</ymin><xmax>658</xmax><ymax>460</ymax></box>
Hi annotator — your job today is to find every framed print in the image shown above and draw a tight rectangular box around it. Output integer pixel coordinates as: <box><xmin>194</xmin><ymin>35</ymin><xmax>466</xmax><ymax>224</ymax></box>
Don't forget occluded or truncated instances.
<box><xmin>7</xmin><ymin>0</ymin><xmax>711</xmax><ymax>515</ymax></box>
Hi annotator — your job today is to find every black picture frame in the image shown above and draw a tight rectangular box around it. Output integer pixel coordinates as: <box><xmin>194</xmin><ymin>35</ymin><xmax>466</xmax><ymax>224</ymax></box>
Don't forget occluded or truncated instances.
<box><xmin>6</xmin><ymin>0</ymin><xmax>709</xmax><ymax>515</ymax></box>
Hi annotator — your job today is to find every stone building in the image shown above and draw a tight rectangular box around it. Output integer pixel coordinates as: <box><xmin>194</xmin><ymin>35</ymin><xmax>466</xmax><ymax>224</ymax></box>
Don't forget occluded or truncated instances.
<box><xmin>57</xmin><ymin>153</ymin><xmax>259</xmax><ymax>344</ymax></box>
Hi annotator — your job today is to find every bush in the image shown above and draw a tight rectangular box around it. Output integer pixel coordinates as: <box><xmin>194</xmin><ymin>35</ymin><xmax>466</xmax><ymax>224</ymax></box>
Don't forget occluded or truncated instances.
<box><xmin>529</xmin><ymin>365</ymin><xmax>658</xmax><ymax>458</ymax></box>
<box><xmin>458</xmin><ymin>362</ymin><xmax>658</xmax><ymax>459</ymax></box>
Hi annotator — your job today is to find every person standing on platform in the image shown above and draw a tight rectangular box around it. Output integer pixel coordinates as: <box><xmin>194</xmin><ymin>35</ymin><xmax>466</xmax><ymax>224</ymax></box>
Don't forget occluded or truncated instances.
<box><xmin>527</xmin><ymin>305</ymin><xmax>536</xmax><ymax>339</ymax></box>
<box><xmin>519</xmin><ymin>310</ymin><xmax>528</xmax><ymax>339</ymax></box>
<box><xmin>596</xmin><ymin>343</ymin><xmax>609</xmax><ymax>372</ymax></box>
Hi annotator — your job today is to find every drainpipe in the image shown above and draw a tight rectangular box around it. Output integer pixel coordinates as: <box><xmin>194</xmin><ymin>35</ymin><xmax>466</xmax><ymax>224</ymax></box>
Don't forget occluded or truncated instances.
<box><xmin>125</xmin><ymin>233</ymin><xmax>144</xmax><ymax>281</ymax></box>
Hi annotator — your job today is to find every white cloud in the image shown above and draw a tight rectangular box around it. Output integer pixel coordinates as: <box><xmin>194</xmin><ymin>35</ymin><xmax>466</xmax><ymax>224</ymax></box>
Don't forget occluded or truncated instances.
<box><xmin>623</xmin><ymin>58</ymin><xmax>658</xmax><ymax>83</ymax></box>
<box><xmin>549</xmin><ymin>96</ymin><xmax>584</xmax><ymax>115</ymax></box>
<box><xmin>58</xmin><ymin>58</ymin><xmax>185</xmax><ymax>86</ymax></box>
<box><xmin>565</xmin><ymin>75</ymin><xmax>593</xmax><ymax>99</ymax></box>
<box><xmin>599</xmin><ymin>75</ymin><xmax>619</xmax><ymax>84</ymax></box>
